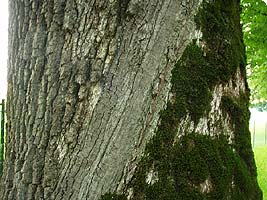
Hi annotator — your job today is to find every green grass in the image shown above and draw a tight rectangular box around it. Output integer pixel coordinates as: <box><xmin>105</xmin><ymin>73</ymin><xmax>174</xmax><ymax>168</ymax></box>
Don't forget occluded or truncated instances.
<box><xmin>254</xmin><ymin>146</ymin><xmax>267</xmax><ymax>200</ymax></box>
<box><xmin>249</xmin><ymin>110</ymin><xmax>267</xmax><ymax>199</ymax></box>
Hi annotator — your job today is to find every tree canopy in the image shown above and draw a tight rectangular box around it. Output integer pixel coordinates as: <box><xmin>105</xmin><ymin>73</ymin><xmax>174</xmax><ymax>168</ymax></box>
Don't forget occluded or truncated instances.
<box><xmin>241</xmin><ymin>0</ymin><xmax>267</xmax><ymax>111</ymax></box>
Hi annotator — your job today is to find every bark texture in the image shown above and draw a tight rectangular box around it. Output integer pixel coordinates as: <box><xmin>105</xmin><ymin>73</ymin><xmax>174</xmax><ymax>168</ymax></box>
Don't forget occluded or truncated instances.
<box><xmin>1</xmin><ymin>0</ymin><xmax>261</xmax><ymax>200</ymax></box>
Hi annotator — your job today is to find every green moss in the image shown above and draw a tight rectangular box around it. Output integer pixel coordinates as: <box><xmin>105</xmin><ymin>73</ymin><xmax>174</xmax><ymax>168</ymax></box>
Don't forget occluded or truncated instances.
<box><xmin>220</xmin><ymin>94</ymin><xmax>262</xmax><ymax>199</ymax></box>
<box><xmin>100</xmin><ymin>193</ymin><xmax>127</xmax><ymax>200</ymax></box>
<box><xmin>102</xmin><ymin>0</ymin><xmax>261</xmax><ymax>199</ymax></box>
<box><xmin>172</xmin><ymin>43</ymin><xmax>213</xmax><ymax>123</ymax></box>
<box><xmin>195</xmin><ymin>0</ymin><xmax>246</xmax><ymax>80</ymax></box>
<box><xmin>127</xmin><ymin>0</ymin><xmax>261</xmax><ymax>199</ymax></box>
<box><xmin>131</xmin><ymin>133</ymin><xmax>261</xmax><ymax>199</ymax></box>
<box><xmin>221</xmin><ymin>94</ymin><xmax>256</xmax><ymax>175</ymax></box>
<box><xmin>171</xmin><ymin>0</ymin><xmax>246</xmax><ymax>124</ymax></box>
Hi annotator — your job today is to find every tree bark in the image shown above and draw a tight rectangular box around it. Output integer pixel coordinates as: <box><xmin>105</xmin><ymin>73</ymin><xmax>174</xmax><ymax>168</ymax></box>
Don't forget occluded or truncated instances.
<box><xmin>1</xmin><ymin>0</ymin><xmax>262</xmax><ymax>200</ymax></box>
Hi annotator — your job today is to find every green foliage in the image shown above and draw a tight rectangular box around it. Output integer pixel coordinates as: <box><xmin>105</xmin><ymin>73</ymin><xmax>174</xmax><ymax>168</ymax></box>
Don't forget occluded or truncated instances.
<box><xmin>251</xmin><ymin>101</ymin><xmax>267</xmax><ymax>112</ymax></box>
<box><xmin>241</xmin><ymin>0</ymin><xmax>267</xmax><ymax>109</ymax></box>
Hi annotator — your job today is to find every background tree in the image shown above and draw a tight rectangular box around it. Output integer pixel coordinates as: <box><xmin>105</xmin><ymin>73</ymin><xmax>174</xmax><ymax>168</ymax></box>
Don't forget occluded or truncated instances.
<box><xmin>241</xmin><ymin>0</ymin><xmax>267</xmax><ymax>110</ymax></box>
<box><xmin>1</xmin><ymin>0</ymin><xmax>262</xmax><ymax>199</ymax></box>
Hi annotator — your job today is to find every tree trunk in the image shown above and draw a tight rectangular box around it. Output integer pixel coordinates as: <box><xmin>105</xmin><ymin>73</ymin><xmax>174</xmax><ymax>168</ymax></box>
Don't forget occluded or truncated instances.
<box><xmin>1</xmin><ymin>0</ymin><xmax>262</xmax><ymax>200</ymax></box>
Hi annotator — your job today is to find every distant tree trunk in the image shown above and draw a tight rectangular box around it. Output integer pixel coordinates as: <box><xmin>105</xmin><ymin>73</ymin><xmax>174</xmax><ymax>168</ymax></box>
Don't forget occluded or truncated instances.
<box><xmin>1</xmin><ymin>0</ymin><xmax>262</xmax><ymax>200</ymax></box>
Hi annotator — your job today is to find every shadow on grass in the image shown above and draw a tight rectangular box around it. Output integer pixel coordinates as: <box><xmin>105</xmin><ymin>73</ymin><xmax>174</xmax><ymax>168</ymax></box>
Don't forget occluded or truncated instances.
<box><xmin>254</xmin><ymin>146</ymin><xmax>267</xmax><ymax>200</ymax></box>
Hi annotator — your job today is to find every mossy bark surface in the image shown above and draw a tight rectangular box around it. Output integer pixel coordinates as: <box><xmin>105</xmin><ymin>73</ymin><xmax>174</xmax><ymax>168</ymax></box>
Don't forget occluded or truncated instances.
<box><xmin>2</xmin><ymin>0</ymin><xmax>261</xmax><ymax>199</ymax></box>
<box><xmin>2</xmin><ymin>0</ymin><xmax>200</xmax><ymax>199</ymax></box>
<box><xmin>102</xmin><ymin>0</ymin><xmax>262</xmax><ymax>199</ymax></box>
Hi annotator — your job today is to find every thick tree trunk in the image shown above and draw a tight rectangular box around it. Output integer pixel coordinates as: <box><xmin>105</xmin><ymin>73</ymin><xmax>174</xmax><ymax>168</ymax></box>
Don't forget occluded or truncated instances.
<box><xmin>1</xmin><ymin>0</ymin><xmax>262</xmax><ymax>200</ymax></box>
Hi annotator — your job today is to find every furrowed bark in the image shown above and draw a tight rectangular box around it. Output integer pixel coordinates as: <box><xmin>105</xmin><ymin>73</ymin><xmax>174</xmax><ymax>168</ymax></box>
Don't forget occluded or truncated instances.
<box><xmin>1</xmin><ymin>0</ymin><xmax>261</xmax><ymax>200</ymax></box>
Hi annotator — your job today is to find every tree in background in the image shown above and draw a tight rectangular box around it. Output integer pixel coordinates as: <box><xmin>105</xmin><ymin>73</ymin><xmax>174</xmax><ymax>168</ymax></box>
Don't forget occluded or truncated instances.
<box><xmin>242</xmin><ymin>0</ymin><xmax>267</xmax><ymax>111</ymax></box>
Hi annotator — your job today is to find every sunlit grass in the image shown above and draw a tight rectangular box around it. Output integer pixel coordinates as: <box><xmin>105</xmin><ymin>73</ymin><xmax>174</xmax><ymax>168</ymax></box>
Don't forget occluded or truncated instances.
<box><xmin>254</xmin><ymin>146</ymin><xmax>267</xmax><ymax>200</ymax></box>
<box><xmin>249</xmin><ymin>110</ymin><xmax>267</xmax><ymax>199</ymax></box>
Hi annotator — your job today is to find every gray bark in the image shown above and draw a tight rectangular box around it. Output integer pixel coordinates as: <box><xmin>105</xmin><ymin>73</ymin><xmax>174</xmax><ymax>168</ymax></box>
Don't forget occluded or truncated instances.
<box><xmin>1</xmin><ymin>0</ymin><xmax>260</xmax><ymax>200</ymax></box>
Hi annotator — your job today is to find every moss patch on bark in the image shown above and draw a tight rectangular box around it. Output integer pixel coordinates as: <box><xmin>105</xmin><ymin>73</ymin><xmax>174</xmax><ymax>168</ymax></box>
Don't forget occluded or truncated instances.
<box><xmin>101</xmin><ymin>0</ymin><xmax>262</xmax><ymax>199</ymax></box>
<box><xmin>221</xmin><ymin>94</ymin><xmax>257</xmax><ymax>177</ymax></box>
<box><xmin>130</xmin><ymin>133</ymin><xmax>260</xmax><ymax>200</ymax></box>
<box><xmin>100</xmin><ymin>193</ymin><xmax>127</xmax><ymax>200</ymax></box>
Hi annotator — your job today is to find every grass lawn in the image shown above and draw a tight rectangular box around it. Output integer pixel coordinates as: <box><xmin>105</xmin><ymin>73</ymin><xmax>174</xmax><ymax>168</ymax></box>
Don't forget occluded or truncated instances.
<box><xmin>254</xmin><ymin>146</ymin><xmax>267</xmax><ymax>200</ymax></box>
<box><xmin>249</xmin><ymin>109</ymin><xmax>267</xmax><ymax>199</ymax></box>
